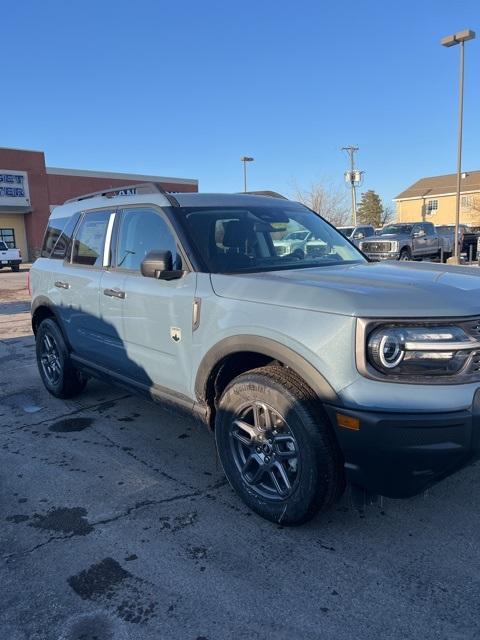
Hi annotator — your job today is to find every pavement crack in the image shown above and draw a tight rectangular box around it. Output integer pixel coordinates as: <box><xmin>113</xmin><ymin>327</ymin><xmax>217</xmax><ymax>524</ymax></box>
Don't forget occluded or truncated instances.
<box><xmin>2</xmin><ymin>490</ymin><xmax>202</xmax><ymax>562</ymax></box>
<box><xmin>92</xmin><ymin>490</ymin><xmax>202</xmax><ymax>527</ymax></box>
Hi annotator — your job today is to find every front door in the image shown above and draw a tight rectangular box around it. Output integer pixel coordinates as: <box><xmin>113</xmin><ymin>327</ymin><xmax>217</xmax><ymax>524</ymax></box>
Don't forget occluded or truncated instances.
<box><xmin>113</xmin><ymin>206</ymin><xmax>196</xmax><ymax>398</ymax></box>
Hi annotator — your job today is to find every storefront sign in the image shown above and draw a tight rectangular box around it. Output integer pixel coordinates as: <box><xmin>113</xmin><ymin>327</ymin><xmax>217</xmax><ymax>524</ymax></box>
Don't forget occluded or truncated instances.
<box><xmin>0</xmin><ymin>170</ymin><xmax>30</xmax><ymax>208</ymax></box>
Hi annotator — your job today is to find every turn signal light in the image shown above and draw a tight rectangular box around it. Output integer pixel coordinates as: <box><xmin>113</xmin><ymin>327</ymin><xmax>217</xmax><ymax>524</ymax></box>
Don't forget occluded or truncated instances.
<box><xmin>336</xmin><ymin>413</ymin><xmax>360</xmax><ymax>431</ymax></box>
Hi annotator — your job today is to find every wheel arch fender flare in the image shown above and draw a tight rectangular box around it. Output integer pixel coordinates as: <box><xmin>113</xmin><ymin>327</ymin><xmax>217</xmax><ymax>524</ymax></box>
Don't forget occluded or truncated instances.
<box><xmin>194</xmin><ymin>335</ymin><xmax>339</xmax><ymax>404</ymax></box>
<box><xmin>31</xmin><ymin>297</ymin><xmax>71</xmax><ymax>349</ymax></box>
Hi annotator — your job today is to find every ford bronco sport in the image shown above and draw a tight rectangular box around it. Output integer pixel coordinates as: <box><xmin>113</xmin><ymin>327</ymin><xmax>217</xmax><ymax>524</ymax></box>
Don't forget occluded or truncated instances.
<box><xmin>30</xmin><ymin>184</ymin><xmax>480</xmax><ymax>524</ymax></box>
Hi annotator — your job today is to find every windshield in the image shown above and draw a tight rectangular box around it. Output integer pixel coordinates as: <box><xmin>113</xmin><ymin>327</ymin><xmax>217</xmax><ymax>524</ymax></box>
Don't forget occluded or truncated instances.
<box><xmin>381</xmin><ymin>224</ymin><xmax>413</xmax><ymax>235</ymax></box>
<box><xmin>0</xmin><ymin>241</ymin><xmax>8</xmax><ymax>251</ymax></box>
<box><xmin>338</xmin><ymin>227</ymin><xmax>354</xmax><ymax>237</ymax></box>
<box><xmin>436</xmin><ymin>226</ymin><xmax>454</xmax><ymax>235</ymax></box>
<box><xmin>181</xmin><ymin>204</ymin><xmax>365</xmax><ymax>273</ymax></box>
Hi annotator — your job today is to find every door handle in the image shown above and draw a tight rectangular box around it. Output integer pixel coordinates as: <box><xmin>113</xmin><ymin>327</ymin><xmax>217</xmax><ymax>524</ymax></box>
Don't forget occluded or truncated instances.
<box><xmin>54</xmin><ymin>281</ymin><xmax>70</xmax><ymax>289</ymax></box>
<box><xmin>103</xmin><ymin>288</ymin><xmax>126</xmax><ymax>299</ymax></box>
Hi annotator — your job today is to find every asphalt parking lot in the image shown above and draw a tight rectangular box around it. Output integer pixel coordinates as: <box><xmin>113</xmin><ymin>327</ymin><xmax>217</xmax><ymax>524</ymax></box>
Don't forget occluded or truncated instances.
<box><xmin>1</xmin><ymin>267</ymin><xmax>480</xmax><ymax>640</ymax></box>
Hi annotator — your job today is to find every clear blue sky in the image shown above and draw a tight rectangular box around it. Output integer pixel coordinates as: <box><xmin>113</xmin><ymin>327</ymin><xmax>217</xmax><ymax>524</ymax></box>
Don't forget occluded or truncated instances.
<box><xmin>3</xmin><ymin>0</ymin><xmax>479</xmax><ymax>208</ymax></box>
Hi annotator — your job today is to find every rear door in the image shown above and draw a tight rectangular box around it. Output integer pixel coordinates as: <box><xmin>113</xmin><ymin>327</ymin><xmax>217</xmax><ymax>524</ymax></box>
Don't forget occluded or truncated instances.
<box><xmin>113</xmin><ymin>205</ymin><xmax>197</xmax><ymax>397</ymax></box>
<box><xmin>57</xmin><ymin>208</ymin><xmax>115</xmax><ymax>364</ymax></box>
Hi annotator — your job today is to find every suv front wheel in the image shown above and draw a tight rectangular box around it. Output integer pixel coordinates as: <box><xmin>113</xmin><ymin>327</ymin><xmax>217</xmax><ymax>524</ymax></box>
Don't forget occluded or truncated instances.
<box><xmin>215</xmin><ymin>365</ymin><xmax>345</xmax><ymax>525</ymax></box>
<box><xmin>36</xmin><ymin>318</ymin><xmax>88</xmax><ymax>398</ymax></box>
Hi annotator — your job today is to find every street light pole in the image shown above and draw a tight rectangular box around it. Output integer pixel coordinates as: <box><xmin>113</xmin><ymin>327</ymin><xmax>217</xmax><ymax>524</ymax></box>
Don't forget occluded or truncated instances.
<box><xmin>441</xmin><ymin>29</ymin><xmax>476</xmax><ymax>263</ymax></box>
<box><xmin>240</xmin><ymin>156</ymin><xmax>254</xmax><ymax>192</ymax></box>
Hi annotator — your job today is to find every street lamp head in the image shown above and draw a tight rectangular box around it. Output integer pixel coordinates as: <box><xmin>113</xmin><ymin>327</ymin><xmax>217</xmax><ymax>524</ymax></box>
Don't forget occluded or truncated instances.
<box><xmin>441</xmin><ymin>29</ymin><xmax>476</xmax><ymax>47</ymax></box>
<box><xmin>240</xmin><ymin>156</ymin><xmax>254</xmax><ymax>162</ymax></box>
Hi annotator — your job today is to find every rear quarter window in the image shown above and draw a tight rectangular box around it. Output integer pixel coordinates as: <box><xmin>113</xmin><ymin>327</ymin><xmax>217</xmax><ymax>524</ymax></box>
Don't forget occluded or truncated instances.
<box><xmin>41</xmin><ymin>213</ymin><xmax>81</xmax><ymax>259</ymax></box>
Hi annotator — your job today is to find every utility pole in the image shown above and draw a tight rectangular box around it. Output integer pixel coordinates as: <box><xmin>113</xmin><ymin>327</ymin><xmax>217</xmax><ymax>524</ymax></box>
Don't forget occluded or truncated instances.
<box><xmin>342</xmin><ymin>145</ymin><xmax>362</xmax><ymax>225</ymax></box>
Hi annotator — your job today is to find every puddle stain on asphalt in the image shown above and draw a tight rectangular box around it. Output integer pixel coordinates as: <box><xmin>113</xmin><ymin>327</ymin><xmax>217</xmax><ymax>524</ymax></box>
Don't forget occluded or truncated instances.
<box><xmin>68</xmin><ymin>558</ymin><xmax>158</xmax><ymax>625</ymax></box>
<box><xmin>30</xmin><ymin>506</ymin><xmax>94</xmax><ymax>535</ymax></box>
<box><xmin>59</xmin><ymin>612</ymin><xmax>128</xmax><ymax>640</ymax></box>
<box><xmin>49</xmin><ymin>417</ymin><xmax>94</xmax><ymax>433</ymax></box>
<box><xmin>68</xmin><ymin>557</ymin><xmax>131</xmax><ymax>600</ymax></box>
<box><xmin>6</xmin><ymin>514</ymin><xmax>29</xmax><ymax>523</ymax></box>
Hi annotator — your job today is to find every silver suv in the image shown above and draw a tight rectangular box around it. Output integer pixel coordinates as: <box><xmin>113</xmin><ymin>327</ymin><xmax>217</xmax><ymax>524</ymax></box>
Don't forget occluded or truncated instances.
<box><xmin>30</xmin><ymin>184</ymin><xmax>480</xmax><ymax>525</ymax></box>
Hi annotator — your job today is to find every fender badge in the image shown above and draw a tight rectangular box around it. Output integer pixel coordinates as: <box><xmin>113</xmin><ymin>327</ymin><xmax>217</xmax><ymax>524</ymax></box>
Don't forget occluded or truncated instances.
<box><xmin>170</xmin><ymin>327</ymin><xmax>182</xmax><ymax>343</ymax></box>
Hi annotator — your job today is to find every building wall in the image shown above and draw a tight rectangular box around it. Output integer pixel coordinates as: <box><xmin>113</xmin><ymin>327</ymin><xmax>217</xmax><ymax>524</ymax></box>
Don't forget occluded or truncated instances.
<box><xmin>396</xmin><ymin>193</ymin><xmax>480</xmax><ymax>227</ymax></box>
<box><xmin>0</xmin><ymin>148</ymin><xmax>198</xmax><ymax>260</ymax></box>
<box><xmin>0</xmin><ymin>149</ymin><xmax>52</xmax><ymax>261</ymax></box>
<box><xmin>0</xmin><ymin>213</ymin><xmax>28</xmax><ymax>257</ymax></box>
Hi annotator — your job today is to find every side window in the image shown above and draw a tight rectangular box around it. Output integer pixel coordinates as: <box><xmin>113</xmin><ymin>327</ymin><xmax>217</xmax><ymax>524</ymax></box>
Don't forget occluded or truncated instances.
<box><xmin>425</xmin><ymin>223</ymin><xmax>435</xmax><ymax>236</ymax></box>
<box><xmin>116</xmin><ymin>208</ymin><xmax>181</xmax><ymax>271</ymax></box>
<box><xmin>42</xmin><ymin>213</ymin><xmax>81</xmax><ymax>259</ymax></box>
<box><xmin>72</xmin><ymin>210</ymin><xmax>111</xmax><ymax>267</ymax></box>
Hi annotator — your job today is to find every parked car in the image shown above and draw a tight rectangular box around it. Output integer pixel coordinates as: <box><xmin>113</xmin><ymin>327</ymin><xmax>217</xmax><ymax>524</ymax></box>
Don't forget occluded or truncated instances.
<box><xmin>337</xmin><ymin>225</ymin><xmax>375</xmax><ymax>247</ymax></box>
<box><xmin>360</xmin><ymin>222</ymin><xmax>442</xmax><ymax>261</ymax></box>
<box><xmin>0</xmin><ymin>240</ymin><xmax>22</xmax><ymax>271</ymax></box>
<box><xmin>436</xmin><ymin>225</ymin><xmax>479</xmax><ymax>262</ymax></box>
<box><xmin>30</xmin><ymin>185</ymin><xmax>480</xmax><ymax>525</ymax></box>
<box><xmin>273</xmin><ymin>229</ymin><xmax>312</xmax><ymax>257</ymax></box>
<box><xmin>435</xmin><ymin>225</ymin><xmax>463</xmax><ymax>261</ymax></box>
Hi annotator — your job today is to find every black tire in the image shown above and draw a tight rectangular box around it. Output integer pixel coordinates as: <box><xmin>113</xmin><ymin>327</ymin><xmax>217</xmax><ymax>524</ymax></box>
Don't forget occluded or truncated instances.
<box><xmin>11</xmin><ymin>265</ymin><xmax>20</xmax><ymax>272</ymax></box>
<box><xmin>399</xmin><ymin>248</ymin><xmax>411</xmax><ymax>261</ymax></box>
<box><xmin>215</xmin><ymin>365</ymin><xmax>345</xmax><ymax>525</ymax></box>
<box><xmin>36</xmin><ymin>318</ymin><xmax>88</xmax><ymax>398</ymax></box>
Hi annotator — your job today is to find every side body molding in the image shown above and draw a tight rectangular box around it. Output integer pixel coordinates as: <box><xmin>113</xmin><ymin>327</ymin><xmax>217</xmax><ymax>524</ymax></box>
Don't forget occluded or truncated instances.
<box><xmin>194</xmin><ymin>335</ymin><xmax>339</xmax><ymax>404</ymax></box>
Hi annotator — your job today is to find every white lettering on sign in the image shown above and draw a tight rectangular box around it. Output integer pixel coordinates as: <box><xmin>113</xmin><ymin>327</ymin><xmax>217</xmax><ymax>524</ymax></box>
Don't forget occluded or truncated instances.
<box><xmin>0</xmin><ymin>170</ymin><xmax>30</xmax><ymax>208</ymax></box>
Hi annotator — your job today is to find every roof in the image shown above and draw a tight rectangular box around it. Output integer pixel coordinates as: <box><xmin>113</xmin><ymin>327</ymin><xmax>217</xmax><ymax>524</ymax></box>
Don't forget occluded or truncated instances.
<box><xmin>46</xmin><ymin>166</ymin><xmax>197</xmax><ymax>186</ymax></box>
<box><xmin>173</xmin><ymin>192</ymin><xmax>297</xmax><ymax>207</ymax></box>
<box><xmin>51</xmin><ymin>190</ymin><xmax>302</xmax><ymax>220</ymax></box>
<box><xmin>395</xmin><ymin>170</ymin><xmax>480</xmax><ymax>200</ymax></box>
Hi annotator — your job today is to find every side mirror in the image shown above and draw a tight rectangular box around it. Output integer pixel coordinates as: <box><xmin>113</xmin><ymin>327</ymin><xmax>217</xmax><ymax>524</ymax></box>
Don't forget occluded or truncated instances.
<box><xmin>413</xmin><ymin>230</ymin><xmax>425</xmax><ymax>238</ymax></box>
<box><xmin>354</xmin><ymin>232</ymin><xmax>364</xmax><ymax>239</ymax></box>
<box><xmin>141</xmin><ymin>250</ymin><xmax>184</xmax><ymax>280</ymax></box>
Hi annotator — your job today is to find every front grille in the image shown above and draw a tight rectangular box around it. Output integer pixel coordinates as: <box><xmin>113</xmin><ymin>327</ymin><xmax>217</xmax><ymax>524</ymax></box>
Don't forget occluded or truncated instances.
<box><xmin>361</xmin><ymin>241</ymin><xmax>392</xmax><ymax>253</ymax></box>
<box><xmin>306</xmin><ymin>244</ymin><xmax>327</xmax><ymax>258</ymax></box>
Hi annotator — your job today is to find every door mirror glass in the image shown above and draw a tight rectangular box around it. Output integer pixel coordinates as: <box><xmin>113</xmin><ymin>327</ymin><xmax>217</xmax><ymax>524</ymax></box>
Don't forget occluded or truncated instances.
<box><xmin>413</xmin><ymin>229</ymin><xmax>425</xmax><ymax>238</ymax></box>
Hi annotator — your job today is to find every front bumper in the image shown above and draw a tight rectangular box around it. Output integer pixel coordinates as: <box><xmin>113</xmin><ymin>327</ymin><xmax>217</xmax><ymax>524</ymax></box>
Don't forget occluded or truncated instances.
<box><xmin>324</xmin><ymin>388</ymin><xmax>480</xmax><ymax>498</ymax></box>
<box><xmin>363</xmin><ymin>252</ymin><xmax>400</xmax><ymax>261</ymax></box>
<box><xmin>0</xmin><ymin>259</ymin><xmax>21</xmax><ymax>266</ymax></box>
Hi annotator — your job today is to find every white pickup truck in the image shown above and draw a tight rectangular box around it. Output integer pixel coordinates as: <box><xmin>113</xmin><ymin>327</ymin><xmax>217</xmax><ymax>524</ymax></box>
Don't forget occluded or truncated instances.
<box><xmin>0</xmin><ymin>241</ymin><xmax>22</xmax><ymax>271</ymax></box>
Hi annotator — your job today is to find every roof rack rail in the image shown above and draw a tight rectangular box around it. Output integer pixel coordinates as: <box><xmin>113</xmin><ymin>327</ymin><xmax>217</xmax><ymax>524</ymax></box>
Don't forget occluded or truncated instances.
<box><xmin>64</xmin><ymin>182</ymin><xmax>180</xmax><ymax>207</ymax></box>
<box><xmin>239</xmin><ymin>190</ymin><xmax>288</xmax><ymax>200</ymax></box>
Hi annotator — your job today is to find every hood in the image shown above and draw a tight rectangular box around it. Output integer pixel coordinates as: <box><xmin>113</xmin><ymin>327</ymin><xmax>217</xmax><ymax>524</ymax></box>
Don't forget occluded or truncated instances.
<box><xmin>210</xmin><ymin>261</ymin><xmax>480</xmax><ymax>318</ymax></box>
<box><xmin>362</xmin><ymin>233</ymin><xmax>409</xmax><ymax>242</ymax></box>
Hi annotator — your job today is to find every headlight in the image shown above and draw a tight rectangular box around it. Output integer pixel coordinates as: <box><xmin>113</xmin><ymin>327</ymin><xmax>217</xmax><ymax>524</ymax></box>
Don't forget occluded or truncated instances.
<box><xmin>367</xmin><ymin>325</ymin><xmax>476</xmax><ymax>376</ymax></box>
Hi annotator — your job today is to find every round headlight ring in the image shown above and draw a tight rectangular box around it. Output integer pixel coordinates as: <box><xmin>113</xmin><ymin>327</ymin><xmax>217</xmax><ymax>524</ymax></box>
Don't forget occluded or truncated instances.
<box><xmin>378</xmin><ymin>333</ymin><xmax>404</xmax><ymax>369</ymax></box>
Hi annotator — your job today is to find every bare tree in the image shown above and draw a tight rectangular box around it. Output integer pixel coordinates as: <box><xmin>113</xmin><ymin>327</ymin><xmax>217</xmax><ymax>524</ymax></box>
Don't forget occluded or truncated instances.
<box><xmin>380</xmin><ymin>205</ymin><xmax>396</xmax><ymax>227</ymax></box>
<box><xmin>293</xmin><ymin>180</ymin><xmax>351</xmax><ymax>227</ymax></box>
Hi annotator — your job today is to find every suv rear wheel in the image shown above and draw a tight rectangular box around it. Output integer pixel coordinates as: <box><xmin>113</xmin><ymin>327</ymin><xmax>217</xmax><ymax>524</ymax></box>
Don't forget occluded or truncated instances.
<box><xmin>215</xmin><ymin>365</ymin><xmax>345</xmax><ymax>525</ymax></box>
<box><xmin>36</xmin><ymin>318</ymin><xmax>88</xmax><ymax>398</ymax></box>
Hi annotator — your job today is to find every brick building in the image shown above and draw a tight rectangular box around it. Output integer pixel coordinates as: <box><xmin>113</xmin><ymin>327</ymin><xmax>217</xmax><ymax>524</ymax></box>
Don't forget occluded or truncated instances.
<box><xmin>0</xmin><ymin>147</ymin><xmax>198</xmax><ymax>260</ymax></box>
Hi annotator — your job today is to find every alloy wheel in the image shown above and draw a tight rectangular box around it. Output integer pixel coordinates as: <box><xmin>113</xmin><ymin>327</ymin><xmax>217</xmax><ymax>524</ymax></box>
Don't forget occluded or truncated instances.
<box><xmin>40</xmin><ymin>332</ymin><xmax>62</xmax><ymax>385</ymax></box>
<box><xmin>229</xmin><ymin>401</ymin><xmax>300</xmax><ymax>500</ymax></box>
